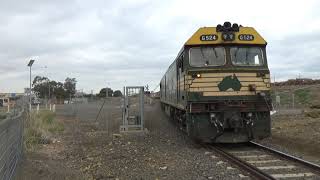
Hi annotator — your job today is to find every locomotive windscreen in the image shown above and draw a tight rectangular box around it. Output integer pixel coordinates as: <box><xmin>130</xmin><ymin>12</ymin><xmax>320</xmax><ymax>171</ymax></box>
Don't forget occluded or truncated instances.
<box><xmin>189</xmin><ymin>47</ymin><xmax>225</xmax><ymax>67</ymax></box>
<box><xmin>230</xmin><ymin>47</ymin><xmax>264</xmax><ymax>66</ymax></box>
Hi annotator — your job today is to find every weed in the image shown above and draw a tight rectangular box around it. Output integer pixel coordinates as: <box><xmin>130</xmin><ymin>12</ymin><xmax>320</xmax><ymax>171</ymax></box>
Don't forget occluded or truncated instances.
<box><xmin>24</xmin><ymin>110</ymin><xmax>64</xmax><ymax>151</ymax></box>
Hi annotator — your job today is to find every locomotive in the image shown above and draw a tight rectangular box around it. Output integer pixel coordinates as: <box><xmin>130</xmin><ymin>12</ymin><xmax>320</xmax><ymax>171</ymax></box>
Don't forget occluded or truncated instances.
<box><xmin>160</xmin><ymin>22</ymin><xmax>272</xmax><ymax>143</ymax></box>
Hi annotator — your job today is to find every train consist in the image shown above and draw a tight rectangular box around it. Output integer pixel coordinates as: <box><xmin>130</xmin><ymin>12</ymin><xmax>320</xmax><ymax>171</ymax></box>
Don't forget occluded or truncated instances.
<box><xmin>160</xmin><ymin>22</ymin><xmax>272</xmax><ymax>143</ymax></box>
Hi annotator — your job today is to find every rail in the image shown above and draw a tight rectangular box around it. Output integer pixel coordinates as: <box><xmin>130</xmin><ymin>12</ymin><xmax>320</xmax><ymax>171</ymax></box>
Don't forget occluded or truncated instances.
<box><xmin>206</xmin><ymin>142</ymin><xmax>320</xmax><ymax>180</ymax></box>
<box><xmin>249</xmin><ymin>141</ymin><xmax>320</xmax><ymax>174</ymax></box>
<box><xmin>207</xmin><ymin>144</ymin><xmax>275</xmax><ymax>180</ymax></box>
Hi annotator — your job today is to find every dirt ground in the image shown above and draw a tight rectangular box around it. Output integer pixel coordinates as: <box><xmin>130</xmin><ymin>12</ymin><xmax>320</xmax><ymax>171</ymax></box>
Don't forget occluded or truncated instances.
<box><xmin>257</xmin><ymin>112</ymin><xmax>320</xmax><ymax>165</ymax></box>
<box><xmin>15</xmin><ymin>98</ymin><xmax>244</xmax><ymax>180</ymax></box>
<box><xmin>15</xmin><ymin>97</ymin><xmax>320</xmax><ymax>180</ymax></box>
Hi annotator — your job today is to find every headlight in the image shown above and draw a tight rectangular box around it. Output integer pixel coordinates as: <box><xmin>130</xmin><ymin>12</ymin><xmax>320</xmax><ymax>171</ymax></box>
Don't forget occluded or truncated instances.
<box><xmin>259</xmin><ymin>92</ymin><xmax>266</xmax><ymax>97</ymax></box>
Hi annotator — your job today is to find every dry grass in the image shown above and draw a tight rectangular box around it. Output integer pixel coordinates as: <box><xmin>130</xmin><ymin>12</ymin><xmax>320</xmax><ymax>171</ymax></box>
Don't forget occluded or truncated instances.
<box><xmin>25</xmin><ymin>110</ymin><xmax>64</xmax><ymax>151</ymax></box>
<box><xmin>0</xmin><ymin>107</ymin><xmax>7</xmax><ymax>120</ymax></box>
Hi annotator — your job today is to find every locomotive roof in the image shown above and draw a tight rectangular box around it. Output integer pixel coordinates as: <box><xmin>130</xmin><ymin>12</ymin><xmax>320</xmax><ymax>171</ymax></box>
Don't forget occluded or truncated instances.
<box><xmin>185</xmin><ymin>26</ymin><xmax>267</xmax><ymax>46</ymax></box>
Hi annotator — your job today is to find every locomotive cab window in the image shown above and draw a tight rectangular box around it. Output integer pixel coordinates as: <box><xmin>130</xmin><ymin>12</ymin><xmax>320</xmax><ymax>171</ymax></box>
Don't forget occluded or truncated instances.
<box><xmin>189</xmin><ymin>47</ymin><xmax>225</xmax><ymax>67</ymax></box>
<box><xmin>230</xmin><ymin>47</ymin><xmax>264</xmax><ymax>66</ymax></box>
<box><xmin>178</xmin><ymin>56</ymin><xmax>184</xmax><ymax>73</ymax></box>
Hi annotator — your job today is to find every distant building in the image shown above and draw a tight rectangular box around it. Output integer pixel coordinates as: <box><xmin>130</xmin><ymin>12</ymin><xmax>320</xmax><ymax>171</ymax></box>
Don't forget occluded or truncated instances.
<box><xmin>0</xmin><ymin>93</ymin><xmax>24</xmax><ymax>98</ymax></box>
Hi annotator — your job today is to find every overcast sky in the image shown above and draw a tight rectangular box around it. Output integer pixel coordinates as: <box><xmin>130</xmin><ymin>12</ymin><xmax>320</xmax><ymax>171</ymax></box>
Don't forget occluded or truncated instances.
<box><xmin>1</xmin><ymin>0</ymin><xmax>319</xmax><ymax>93</ymax></box>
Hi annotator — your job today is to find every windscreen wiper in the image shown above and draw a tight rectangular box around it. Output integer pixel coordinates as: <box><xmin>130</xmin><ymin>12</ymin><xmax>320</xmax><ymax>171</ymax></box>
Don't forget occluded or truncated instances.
<box><xmin>245</xmin><ymin>48</ymin><xmax>249</xmax><ymax>65</ymax></box>
<box><xmin>234</xmin><ymin>47</ymin><xmax>239</xmax><ymax>63</ymax></box>
<box><xmin>200</xmin><ymin>48</ymin><xmax>208</xmax><ymax>66</ymax></box>
<box><xmin>212</xmin><ymin>48</ymin><xmax>218</xmax><ymax>59</ymax></box>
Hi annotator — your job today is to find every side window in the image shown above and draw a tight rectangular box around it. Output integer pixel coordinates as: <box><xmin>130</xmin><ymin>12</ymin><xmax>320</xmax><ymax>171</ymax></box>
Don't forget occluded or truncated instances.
<box><xmin>178</xmin><ymin>56</ymin><xmax>184</xmax><ymax>75</ymax></box>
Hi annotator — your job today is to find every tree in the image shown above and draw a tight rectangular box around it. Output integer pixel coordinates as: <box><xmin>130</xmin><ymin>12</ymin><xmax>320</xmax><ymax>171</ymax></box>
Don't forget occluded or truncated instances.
<box><xmin>113</xmin><ymin>90</ymin><xmax>123</xmax><ymax>97</ymax></box>
<box><xmin>64</xmin><ymin>77</ymin><xmax>77</xmax><ymax>98</ymax></box>
<box><xmin>53</xmin><ymin>81</ymin><xmax>66</xmax><ymax>99</ymax></box>
<box><xmin>98</xmin><ymin>87</ymin><xmax>113</xmax><ymax>97</ymax></box>
<box><xmin>32</xmin><ymin>76</ymin><xmax>50</xmax><ymax>98</ymax></box>
<box><xmin>32</xmin><ymin>76</ymin><xmax>76</xmax><ymax>100</ymax></box>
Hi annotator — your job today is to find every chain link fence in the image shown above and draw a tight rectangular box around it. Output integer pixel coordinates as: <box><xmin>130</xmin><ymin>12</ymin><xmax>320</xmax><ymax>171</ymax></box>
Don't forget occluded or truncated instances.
<box><xmin>0</xmin><ymin>98</ymin><xmax>26</xmax><ymax>180</ymax></box>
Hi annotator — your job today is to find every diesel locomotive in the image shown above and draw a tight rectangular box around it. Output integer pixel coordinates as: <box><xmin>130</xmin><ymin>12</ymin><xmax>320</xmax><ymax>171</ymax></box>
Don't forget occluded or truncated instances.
<box><xmin>160</xmin><ymin>22</ymin><xmax>272</xmax><ymax>143</ymax></box>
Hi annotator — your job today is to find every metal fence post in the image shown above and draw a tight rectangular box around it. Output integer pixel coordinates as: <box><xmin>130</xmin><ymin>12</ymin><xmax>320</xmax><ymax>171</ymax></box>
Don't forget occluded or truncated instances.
<box><xmin>292</xmin><ymin>93</ymin><xmax>295</xmax><ymax>109</ymax></box>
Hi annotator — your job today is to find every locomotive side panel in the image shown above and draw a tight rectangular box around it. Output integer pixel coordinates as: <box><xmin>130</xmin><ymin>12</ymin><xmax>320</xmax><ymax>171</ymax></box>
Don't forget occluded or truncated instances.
<box><xmin>160</xmin><ymin>61</ymin><xmax>178</xmax><ymax>106</ymax></box>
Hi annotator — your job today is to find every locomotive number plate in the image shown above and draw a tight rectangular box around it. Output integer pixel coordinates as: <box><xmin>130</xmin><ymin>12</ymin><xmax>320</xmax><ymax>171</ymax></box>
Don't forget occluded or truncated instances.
<box><xmin>238</xmin><ymin>34</ymin><xmax>254</xmax><ymax>41</ymax></box>
<box><xmin>200</xmin><ymin>34</ymin><xmax>218</xmax><ymax>41</ymax></box>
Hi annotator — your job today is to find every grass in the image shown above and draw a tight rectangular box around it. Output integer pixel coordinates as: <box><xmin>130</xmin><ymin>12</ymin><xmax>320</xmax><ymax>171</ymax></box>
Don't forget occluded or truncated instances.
<box><xmin>272</xmin><ymin>88</ymin><xmax>312</xmax><ymax>108</ymax></box>
<box><xmin>24</xmin><ymin>110</ymin><xmax>64</xmax><ymax>151</ymax></box>
<box><xmin>0</xmin><ymin>113</ymin><xmax>6</xmax><ymax>120</ymax></box>
<box><xmin>294</xmin><ymin>89</ymin><xmax>311</xmax><ymax>105</ymax></box>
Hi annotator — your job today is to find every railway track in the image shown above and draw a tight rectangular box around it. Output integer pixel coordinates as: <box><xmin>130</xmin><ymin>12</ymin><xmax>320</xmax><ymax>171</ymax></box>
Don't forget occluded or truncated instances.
<box><xmin>206</xmin><ymin>142</ymin><xmax>320</xmax><ymax>180</ymax></box>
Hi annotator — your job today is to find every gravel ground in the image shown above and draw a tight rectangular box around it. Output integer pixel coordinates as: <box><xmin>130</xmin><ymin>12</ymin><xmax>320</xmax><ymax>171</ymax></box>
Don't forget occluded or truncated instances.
<box><xmin>16</xmin><ymin>98</ymin><xmax>248</xmax><ymax>180</ymax></box>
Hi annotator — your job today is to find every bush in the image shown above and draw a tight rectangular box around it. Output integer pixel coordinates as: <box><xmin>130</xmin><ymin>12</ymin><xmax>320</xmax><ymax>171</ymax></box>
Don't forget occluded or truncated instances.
<box><xmin>0</xmin><ymin>114</ymin><xmax>6</xmax><ymax>120</ymax></box>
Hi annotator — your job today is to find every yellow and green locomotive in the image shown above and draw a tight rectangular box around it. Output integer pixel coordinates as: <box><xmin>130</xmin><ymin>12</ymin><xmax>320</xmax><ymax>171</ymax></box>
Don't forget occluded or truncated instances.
<box><xmin>160</xmin><ymin>22</ymin><xmax>272</xmax><ymax>143</ymax></box>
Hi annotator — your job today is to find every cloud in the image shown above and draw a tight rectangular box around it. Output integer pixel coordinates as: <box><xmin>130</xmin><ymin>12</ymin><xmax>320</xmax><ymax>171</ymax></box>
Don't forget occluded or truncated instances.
<box><xmin>0</xmin><ymin>0</ymin><xmax>319</xmax><ymax>93</ymax></box>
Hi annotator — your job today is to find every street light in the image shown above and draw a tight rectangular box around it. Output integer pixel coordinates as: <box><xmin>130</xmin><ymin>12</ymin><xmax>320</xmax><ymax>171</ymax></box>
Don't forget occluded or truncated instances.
<box><xmin>27</xmin><ymin>59</ymin><xmax>35</xmax><ymax>112</ymax></box>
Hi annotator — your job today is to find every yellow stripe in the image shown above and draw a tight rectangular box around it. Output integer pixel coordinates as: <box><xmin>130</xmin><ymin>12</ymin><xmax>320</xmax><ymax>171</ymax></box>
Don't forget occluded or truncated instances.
<box><xmin>189</xmin><ymin>86</ymin><xmax>269</xmax><ymax>92</ymax></box>
<box><xmin>263</xmin><ymin>79</ymin><xmax>270</xmax><ymax>83</ymax></box>
<box><xmin>187</xmin><ymin>73</ymin><xmax>270</xmax><ymax>79</ymax></box>
<box><xmin>189</xmin><ymin>81</ymin><xmax>268</xmax><ymax>88</ymax></box>
<box><xmin>203</xmin><ymin>91</ymin><xmax>257</xmax><ymax>96</ymax></box>
<box><xmin>189</xmin><ymin>87</ymin><xmax>220</xmax><ymax>92</ymax></box>
<box><xmin>188</xmin><ymin>77</ymin><xmax>265</xmax><ymax>83</ymax></box>
<box><xmin>188</xmin><ymin>73</ymin><xmax>259</xmax><ymax>78</ymax></box>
